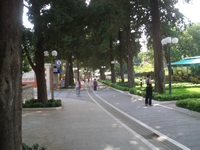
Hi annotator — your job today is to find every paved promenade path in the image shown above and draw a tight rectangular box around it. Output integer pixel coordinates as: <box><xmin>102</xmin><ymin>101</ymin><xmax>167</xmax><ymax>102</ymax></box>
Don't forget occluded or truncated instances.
<box><xmin>22</xmin><ymin>81</ymin><xmax>200</xmax><ymax>150</ymax></box>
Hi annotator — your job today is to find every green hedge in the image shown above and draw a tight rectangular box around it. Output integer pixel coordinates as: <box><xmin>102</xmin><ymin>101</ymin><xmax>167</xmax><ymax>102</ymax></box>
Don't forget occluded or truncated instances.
<box><xmin>98</xmin><ymin>79</ymin><xmax>129</xmax><ymax>91</ymax></box>
<box><xmin>129</xmin><ymin>88</ymin><xmax>146</xmax><ymax>97</ymax></box>
<box><xmin>165</xmin><ymin>83</ymin><xmax>200</xmax><ymax>89</ymax></box>
<box><xmin>23</xmin><ymin>99</ymin><xmax>62</xmax><ymax>108</ymax></box>
<box><xmin>152</xmin><ymin>93</ymin><xmax>200</xmax><ymax>101</ymax></box>
<box><xmin>98</xmin><ymin>79</ymin><xmax>200</xmax><ymax>101</ymax></box>
<box><xmin>176</xmin><ymin>98</ymin><xmax>200</xmax><ymax>112</ymax></box>
<box><xmin>22</xmin><ymin>143</ymin><xmax>47</xmax><ymax>150</ymax></box>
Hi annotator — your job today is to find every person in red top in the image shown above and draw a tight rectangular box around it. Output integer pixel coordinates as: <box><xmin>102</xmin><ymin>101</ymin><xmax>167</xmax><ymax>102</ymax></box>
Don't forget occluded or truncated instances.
<box><xmin>88</xmin><ymin>77</ymin><xmax>90</xmax><ymax>83</ymax></box>
<box><xmin>93</xmin><ymin>79</ymin><xmax>98</xmax><ymax>93</ymax></box>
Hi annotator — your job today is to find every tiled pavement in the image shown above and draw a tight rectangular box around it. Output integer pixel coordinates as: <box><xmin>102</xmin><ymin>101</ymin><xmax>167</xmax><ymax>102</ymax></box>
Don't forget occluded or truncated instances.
<box><xmin>94</xmin><ymin>82</ymin><xmax>200</xmax><ymax>150</ymax></box>
<box><xmin>30</xmin><ymin>81</ymin><xmax>200</xmax><ymax>149</ymax></box>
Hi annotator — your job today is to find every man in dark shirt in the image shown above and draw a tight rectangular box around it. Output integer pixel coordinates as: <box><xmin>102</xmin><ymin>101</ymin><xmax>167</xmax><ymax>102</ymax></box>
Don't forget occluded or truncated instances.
<box><xmin>145</xmin><ymin>74</ymin><xmax>155</xmax><ymax>106</ymax></box>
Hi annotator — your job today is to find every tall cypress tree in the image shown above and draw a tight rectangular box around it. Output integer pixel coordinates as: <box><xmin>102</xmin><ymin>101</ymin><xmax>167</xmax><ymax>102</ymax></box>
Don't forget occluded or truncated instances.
<box><xmin>0</xmin><ymin>0</ymin><xmax>23</xmax><ymax>149</ymax></box>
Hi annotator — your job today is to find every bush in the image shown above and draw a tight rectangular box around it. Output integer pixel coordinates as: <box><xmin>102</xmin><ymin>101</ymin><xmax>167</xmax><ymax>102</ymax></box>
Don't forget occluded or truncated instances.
<box><xmin>129</xmin><ymin>88</ymin><xmax>146</xmax><ymax>97</ymax></box>
<box><xmin>176</xmin><ymin>99</ymin><xmax>200</xmax><ymax>112</ymax></box>
<box><xmin>22</xmin><ymin>99</ymin><xmax>62</xmax><ymax>108</ymax></box>
<box><xmin>98</xmin><ymin>79</ymin><xmax>130</xmax><ymax>91</ymax></box>
<box><xmin>22</xmin><ymin>143</ymin><xmax>47</xmax><ymax>150</ymax></box>
<box><xmin>151</xmin><ymin>92</ymin><xmax>200</xmax><ymax>101</ymax></box>
<box><xmin>99</xmin><ymin>79</ymin><xmax>200</xmax><ymax>101</ymax></box>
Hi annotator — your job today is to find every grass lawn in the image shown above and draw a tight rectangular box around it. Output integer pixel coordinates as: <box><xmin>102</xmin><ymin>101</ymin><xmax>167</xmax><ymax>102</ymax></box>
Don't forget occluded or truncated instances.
<box><xmin>160</xmin><ymin>87</ymin><xmax>200</xmax><ymax>96</ymax></box>
<box><xmin>107</xmin><ymin>79</ymin><xmax>200</xmax><ymax>96</ymax></box>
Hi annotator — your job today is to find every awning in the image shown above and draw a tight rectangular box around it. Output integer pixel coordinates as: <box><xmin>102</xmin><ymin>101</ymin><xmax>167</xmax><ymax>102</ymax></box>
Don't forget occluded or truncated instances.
<box><xmin>169</xmin><ymin>56</ymin><xmax>200</xmax><ymax>67</ymax></box>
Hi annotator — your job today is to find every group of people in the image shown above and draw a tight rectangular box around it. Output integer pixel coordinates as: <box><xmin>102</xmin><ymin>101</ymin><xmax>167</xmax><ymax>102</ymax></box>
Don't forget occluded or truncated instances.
<box><xmin>76</xmin><ymin>78</ymin><xmax>98</xmax><ymax>96</ymax></box>
<box><xmin>75</xmin><ymin>74</ymin><xmax>155</xmax><ymax>106</ymax></box>
<box><xmin>83</xmin><ymin>77</ymin><xmax>90</xmax><ymax>83</ymax></box>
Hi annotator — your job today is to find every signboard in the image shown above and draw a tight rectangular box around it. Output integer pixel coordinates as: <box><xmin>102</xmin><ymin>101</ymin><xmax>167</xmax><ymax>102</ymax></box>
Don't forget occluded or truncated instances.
<box><xmin>53</xmin><ymin>68</ymin><xmax>58</xmax><ymax>72</ymax></box>
<box><xmin>56</xmin><ymin>60</ymin><xmax>62</xmax><ymax>65</ymax></box>
<box><xmin>53</xmin><ymin>66</ymin><xmax>62</xmax><ymax>73</ymax></box>
<box><xmin>22</xmin><ymin>78</ymin><xmax>35</xmax><ymax>82</ymax></box>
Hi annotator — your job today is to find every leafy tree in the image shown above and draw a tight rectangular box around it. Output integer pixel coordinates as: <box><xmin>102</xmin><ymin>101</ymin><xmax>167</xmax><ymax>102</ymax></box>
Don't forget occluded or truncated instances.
<box><xmin>25</xmin><ymin>0</ymin><xmax>50</xmax><ymax>104</ymax></box>
<box><xmin>43</xmin><ymin>0</ymin><xmax>88</xmax><ymax>86</ymax></box>
<box><xmin>87</xmin><ymin>1</ymin><xmax>120</xmax><ymax>83</ymax></box>
<box><xmin>138</xmin><ymin>0</ymin><xmax>187</xmax><ymax>93</ymax></box>
<box><xmin>25</xmin><ymin>0</ymin><xmax>88</xmax><ymax>99</ymax></box>
<box><xmin>0</xmin><ymin>0</ymin><xmax>23</xmax><ymax>149</ymax></box>
<box><xmin>22</xmin><ymin>27</ymin><xmax>36</xmax><ymax>73</ymax></box>
<box><xmin>178</xmin><ymin>23</ymin><xmax>200</xmax><ymax>57</ymax></box>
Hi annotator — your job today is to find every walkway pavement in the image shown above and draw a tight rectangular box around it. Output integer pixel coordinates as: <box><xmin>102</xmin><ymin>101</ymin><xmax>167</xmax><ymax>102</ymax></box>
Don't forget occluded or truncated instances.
<box><xmin>22</xmin><ymin>81</ymin><xmax>200</xmax><ymax>150</ymax></box>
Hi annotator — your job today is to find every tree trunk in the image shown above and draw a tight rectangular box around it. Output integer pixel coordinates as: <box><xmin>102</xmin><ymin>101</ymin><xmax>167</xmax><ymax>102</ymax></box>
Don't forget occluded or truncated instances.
<box><xmin>100</xmin><ymin>68</ymin><xmax>105</xmax><ymax>80</ymax></box>
<box><xmin>125</xmin><ymin>25</ymin><xmax>134</xmax><ymax>87</ymax></box>
<box><xmin>69</xmin><ymin>58</ymin><xmax>74</xmax><ymax>85</ymax></box>
<box><xmin>35</xmin><ymin>48</ymin><xmax>48</xmax><ymax>103</ymax></box>
<box><xmin>32</xmin><ymin>0</ymin><xmax>48</xmax><ymax>103</ymax></box>
<box><xmin>103</xmin><ymin>68</ymin><xmax>106</xmax><ymax>80</ymax></box>
<box><xmin>77</xmin><ymin>66</ymin><xmax>80</xmax><ymax>80</ymax></box>
<box><xmin>100</xmin><ymin>68</ymin><xmax>103</xmax><ymax>80</ymax></box>
<box><xmin>65</xmin><ymin>57</ymin><xmax>70</xmax><ymax>88</ymax></box>
<box><xmin>68</xmin><ymin>56</ymin><xmax>73</xmax><ymax>85</ymax></box>
<box><xmin>110</xmin><ymin>61</ymin><xmax>116</xmax><ymax>83</ymax></box>
<box><xmin>0</xmin><ymin>0</ymin><xmax>23</xmax><ymax>149</ymax></box>
<box><xmin>110</xmin><ymin>38</ymin><xmax>116</xmax><ymax>83</ymax></box>
<box><xmin>150</xmin><ymin>0</ymin><xmax>165</xmax><ymax>93</ymax></box>
<box><xmin>164</xmin><ymin>45</ymin><xmax>168</xmax><ymax>64</ymax></box>
<box><xmin>119</xmin><ymin>30</ymin><xmax>124</xmax><ymax>83</ymax></box>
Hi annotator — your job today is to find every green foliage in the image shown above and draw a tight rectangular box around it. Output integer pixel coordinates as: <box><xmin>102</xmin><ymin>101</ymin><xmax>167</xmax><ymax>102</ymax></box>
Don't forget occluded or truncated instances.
<box><xmin>190</xmin><ymin>66</ymin><xmax>200</xmax><ymax>76</ymax></box>
<box><xmin>173</xmin><ymin>23</ymin><xmax>200</xmax><ymax>64</ymax></box>
<box><xmin>114</xmin><ymin>63</ymin><xmax>128</xmax><ymax>74</ymax></box>
<box><xmin>22</xmin><ymin>143</ymin><xmax>47</xmax><ymax>150</ymax></box>
<box><xmin>23</xmin><ymin>99</ymin><xmax>62</xmax><ymax>108</ymax></box>
<box><xmin>165</xmin><ymin>82</ymin><xmax>200</xmax><ymax>89</ymax></box>
<box><xmin>176</xmin><ymin>99</ymin><xmax>200</xmax><ymax>112</ymax></box>
<box><xmin>129</xmin><ymin>88</ymin><xmax>146</xmax><ymax>97</ymax></box>
<box><xmin>134</xmin><ymin>64</ymin><xmax>154</xmax><ymax>73</ymax></box>
<box><xmin>99</xmin><ymin>79</ymin><xmax>200</xmax><ymax>101</ymax></box>
<box><xmin>98</xmin><ymin>79</ymin><xmax>129</xmax><ymax>91</ymax></box>
<box><xmin>22</xmin><ymin>27</ymin><xmax>37</xmax><ymax>73</ymax></box>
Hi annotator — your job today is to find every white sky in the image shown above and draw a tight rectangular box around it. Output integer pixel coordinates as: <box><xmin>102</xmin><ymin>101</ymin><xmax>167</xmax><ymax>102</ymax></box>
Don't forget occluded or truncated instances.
<box><xmin>23</xmin><ymin>3</ymin><xmax>33</xmax><ymax>28</ymax></box>
<box><xmin>175</xmin><ymin>0</ymin><xmax>200</xmax><ymax>23</ymax></box>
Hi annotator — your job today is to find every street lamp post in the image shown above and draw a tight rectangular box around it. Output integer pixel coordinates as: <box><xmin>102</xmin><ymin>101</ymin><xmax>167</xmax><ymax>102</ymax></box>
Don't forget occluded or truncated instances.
<box><xmin>161</xmin><ymin>37</ymin><xmax>178</xmax><ymax>95</ymax></box>
<box><xmin>44</xmin><ymin>50</ymin><xmax>57</xmax><ymax>100</ymax></box>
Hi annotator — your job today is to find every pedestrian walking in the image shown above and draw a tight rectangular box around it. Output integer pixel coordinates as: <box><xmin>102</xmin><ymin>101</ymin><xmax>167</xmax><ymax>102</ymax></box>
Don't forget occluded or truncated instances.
<box><xmin>145</xmin><ymin>74</ymin><xmax>155</xmax><ymax>106</ymax></box>
<box><xmin>76</xmin><ymin>79</ymin><xmax>81</xmax><ymax>96</ymax></box>
<box><xmin>93</xmin><ymin>79</ymin><xmax>98</xmax><ymax>93</ymax></box>
<box><xmin>88</xmin><ymin>77</ymin><xmax>90</xmax><ymax>83</ymax></box>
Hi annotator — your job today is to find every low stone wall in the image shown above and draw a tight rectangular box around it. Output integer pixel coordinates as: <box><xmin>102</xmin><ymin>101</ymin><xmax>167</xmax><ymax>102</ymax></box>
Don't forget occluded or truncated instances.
<box><xmin>22</xmin><ymin>84</ymin><xmax>34</xmax><ymax>104</ymax></box>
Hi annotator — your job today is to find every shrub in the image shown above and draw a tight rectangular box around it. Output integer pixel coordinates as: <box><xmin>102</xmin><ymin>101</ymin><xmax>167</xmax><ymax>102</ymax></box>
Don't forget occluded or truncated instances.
<box><xmin>176</xmin><ymin>99</ymin><xmax>200</xmax><ymax>112</ymax></box>
<box><xmin>22</xmin><ymin>143</ymin><xmax>47</xmax><ymax>150</ymax></box>
<box><xmin>22</xmin><ymin>99</ymin><xmax>62</xmax><ymax>108</ymax></box>
<box><xmin>98</xmin><ymin>79</ymin><xmax>129</xmax><ymax>91</ymax></box>
<box><xmin>129</xmin><ymin>88</ymin><xmax>146</xmax><ymax>97</ymax></box>
<box><xmin>99</xmin><ymin>78</ymin><xmax>200</xmax><ymax>101</ymax></box>
<box><xmin>151</xmin><ymin>93</ymin><xmax>200</xmax><ymax>101</ymax></box>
